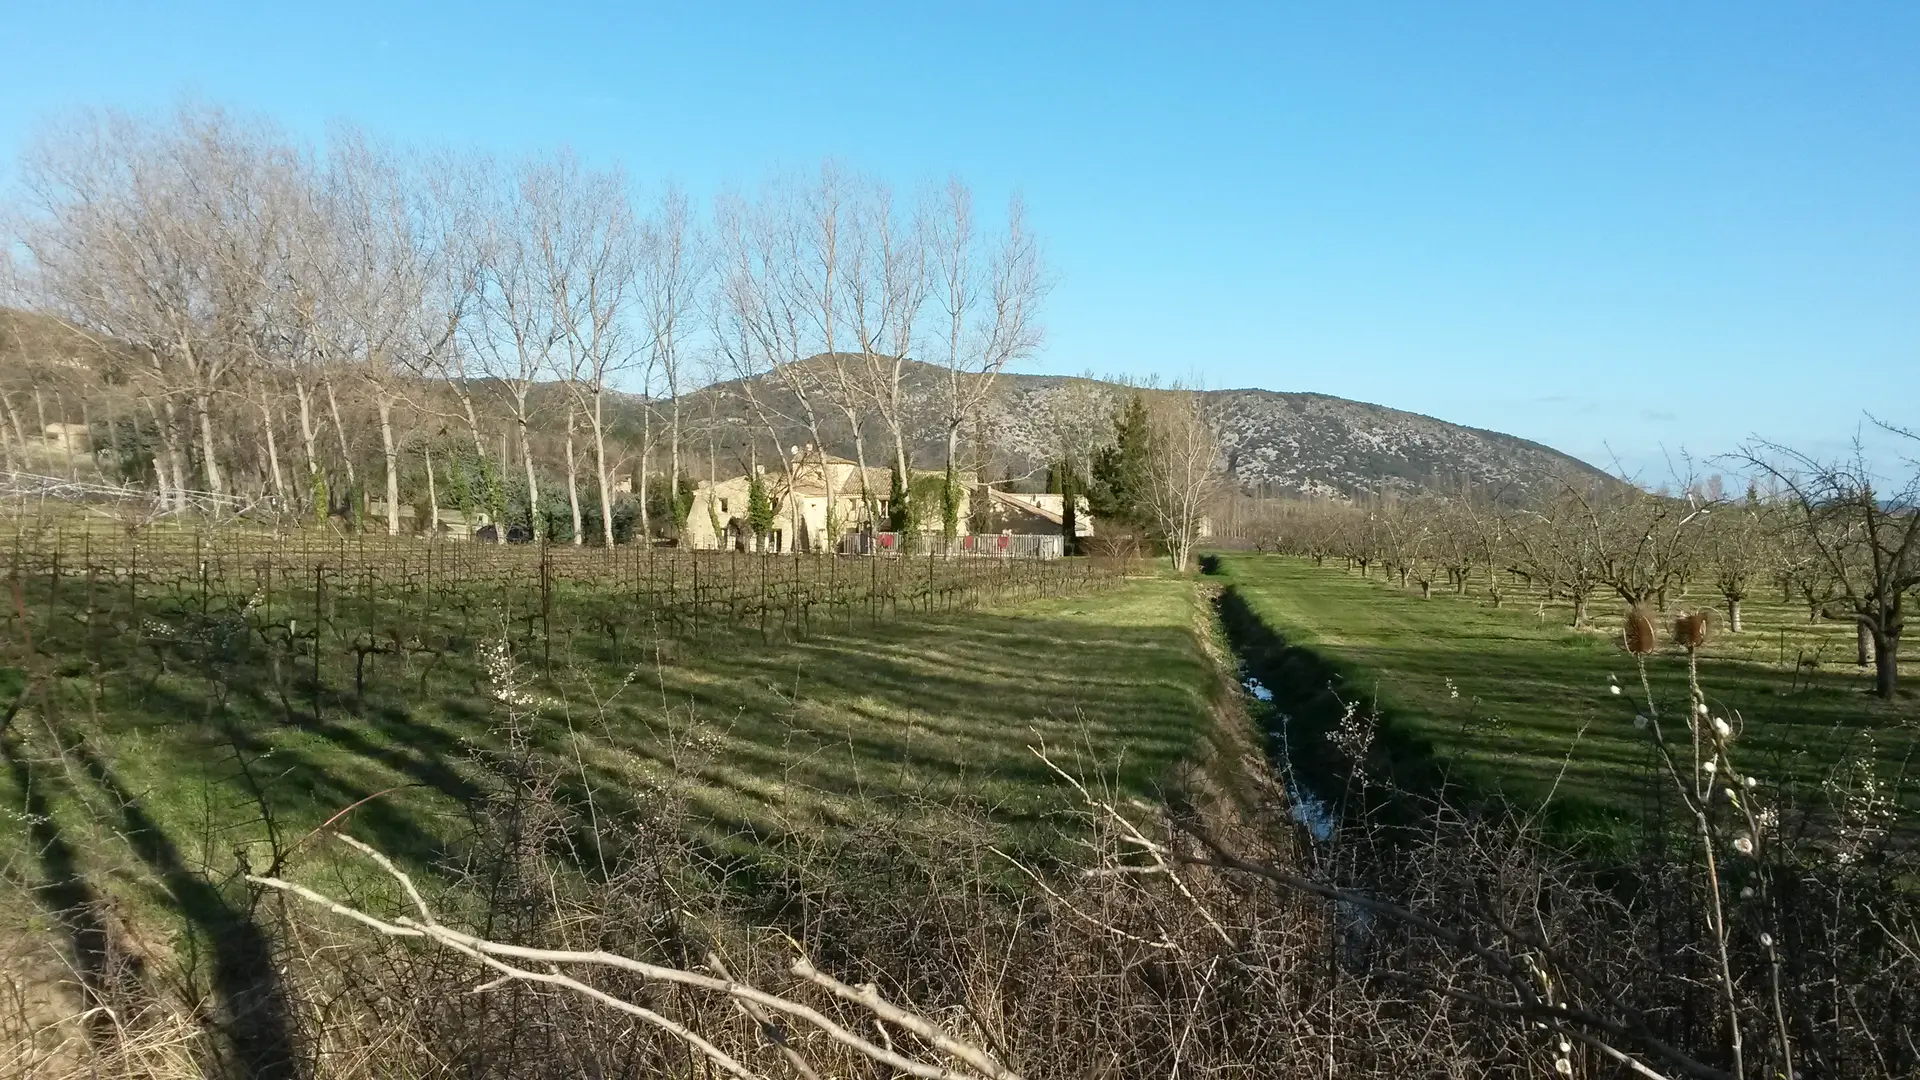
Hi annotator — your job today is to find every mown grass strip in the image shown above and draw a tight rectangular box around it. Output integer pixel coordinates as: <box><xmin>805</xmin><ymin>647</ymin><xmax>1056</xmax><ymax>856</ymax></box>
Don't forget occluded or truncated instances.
<box><xmin>1210</xmin><ymin>554</ymin><xmax>1917</xmax><ymax>841</ymax></box>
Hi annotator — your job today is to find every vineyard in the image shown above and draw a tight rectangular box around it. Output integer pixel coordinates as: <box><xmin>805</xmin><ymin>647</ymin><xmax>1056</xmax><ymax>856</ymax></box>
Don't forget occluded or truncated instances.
<box><xmin>2</xmin><ymin>516</ymin><xmax>1103</xmax><ymax>646</ymax></box>
<box><xmin>0</xmin><ymin>502</ymin><xmax>1188</xmax><ymax>912</ymax></box>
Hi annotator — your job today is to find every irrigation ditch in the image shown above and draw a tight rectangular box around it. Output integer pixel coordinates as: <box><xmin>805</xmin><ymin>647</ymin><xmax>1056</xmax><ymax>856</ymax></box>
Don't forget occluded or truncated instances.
<box><xmin>1202</xmin><ymin>556</ymin><xmax>1454</xmax><ymax>842</ymax></box>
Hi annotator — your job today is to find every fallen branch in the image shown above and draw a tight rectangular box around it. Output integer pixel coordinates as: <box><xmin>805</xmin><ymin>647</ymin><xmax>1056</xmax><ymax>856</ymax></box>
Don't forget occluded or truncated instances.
<box><xmin>250</xmin><ymin>832</ymin><xmax>1022</xmax><ymax>1080</ymax></box>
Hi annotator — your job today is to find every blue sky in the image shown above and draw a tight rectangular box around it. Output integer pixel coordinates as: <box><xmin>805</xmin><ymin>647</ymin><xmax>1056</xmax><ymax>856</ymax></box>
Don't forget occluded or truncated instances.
<box><xmin>3</xmin><ymin>2</ymin><xmax>1915</xmax><ymax>481</ymax></box>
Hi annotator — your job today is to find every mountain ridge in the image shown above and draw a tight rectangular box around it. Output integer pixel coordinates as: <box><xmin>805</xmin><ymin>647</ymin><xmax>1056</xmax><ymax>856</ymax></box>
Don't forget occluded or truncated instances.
<box><xmin>0</xmin><ymin>308</ymin><xmax>1619</xmax><ymax>501</ymax></box>
<box><xmin>674</xmin><ymin>359</ymin><xmax>1620</xmax><ymax>500</ymax></box>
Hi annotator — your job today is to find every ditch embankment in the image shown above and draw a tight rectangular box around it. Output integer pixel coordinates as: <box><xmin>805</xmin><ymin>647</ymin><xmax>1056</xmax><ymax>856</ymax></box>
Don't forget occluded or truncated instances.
<box><xmin>1198</xmin><ymin>554</ymin><xmax>1620</xmax><ymax>850</ymax></box>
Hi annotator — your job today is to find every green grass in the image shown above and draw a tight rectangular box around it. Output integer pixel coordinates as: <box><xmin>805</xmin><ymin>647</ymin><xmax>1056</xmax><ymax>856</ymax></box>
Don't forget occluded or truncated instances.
<box><xmin>1209</xmin><ymin>554</ymin><xmax>1919</xmax><ymax>836</ymax></box>
<box><xmin>1</xmin><ymin>564</ymin><xmax>1219</xmax><ymax>962</ymax></box>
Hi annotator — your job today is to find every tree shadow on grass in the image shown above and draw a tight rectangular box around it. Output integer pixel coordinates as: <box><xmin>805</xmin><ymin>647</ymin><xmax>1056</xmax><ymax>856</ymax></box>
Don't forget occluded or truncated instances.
<box><xmin>56</xmin><ymin>728</ymin><xmax>298</xmax><ymax>1080</ymax></box>
<box><xmin>0</xmin><ymin>730</ymin><xmax>147</xmax><ymax>1029</ymax></box>
<box><xmin>645</xmin><ymin>612</ymin><xmax>1209</xmax><ymax>796</ymax></box>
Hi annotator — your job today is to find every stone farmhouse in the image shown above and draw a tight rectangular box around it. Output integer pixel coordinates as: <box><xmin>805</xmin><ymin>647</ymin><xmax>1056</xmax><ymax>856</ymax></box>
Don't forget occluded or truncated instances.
<box><xmin>985</xmin><ymin>490</ymin><xmax>1095</xmax><ymax>540</ymax></box>
<box><xmin>682</xmin><ymin>447</ymin><xmax>1093</xmax><ymax>554</ymax></box>
<box><xmin>682</xmin><ymin>450</ymin><xmax>935</xmax><ymax>553</ymax></box>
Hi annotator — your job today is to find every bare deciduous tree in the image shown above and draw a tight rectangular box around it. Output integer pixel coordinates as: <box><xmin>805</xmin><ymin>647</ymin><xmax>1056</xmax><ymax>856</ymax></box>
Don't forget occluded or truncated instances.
<box><xmin>713</xmin><ymin>177</ymin><xmax>844</xmax><ymax>552</ymax></box>
<box><xmin>530</xmin><ymin>152</ymin><xmax>638</xmax><ymax>547</ymax></box>
<box><xmin>470</xmin><ymin>156</ymin><xmax>572</xmax><ymax>538</ymax></box>
<box><xmin>1741</xmin><ymin>422</ymin><xmax>1920</xmax><ymax>697</ymax></box>
<box><xmin>929</xmin><ymin>180</ymin><xmax>1046</xmax><ymax>539</ymax></box>
<box><xmin>640</xmin><ymin>184</ymin><xmax>705</xmax><ymax>536</ymax></box>
<box><xmin>845</xmin><ymin>180</ymin><xmax>930</xmax><ymax>517</ymax></box>
<box><xmin>1704</xmin><ymin>486</ymin><xmax>1778</xmax><ymax>633</ymax></box>
<box><xmin>1141</xmin><ymin>389</ymin><xmax>1221</xmax><ymax>573</ymax></box>
<box><xmin>19</xmin><ymin>105</ymin><xmax>299</xmax><ymax>508</ymax></box>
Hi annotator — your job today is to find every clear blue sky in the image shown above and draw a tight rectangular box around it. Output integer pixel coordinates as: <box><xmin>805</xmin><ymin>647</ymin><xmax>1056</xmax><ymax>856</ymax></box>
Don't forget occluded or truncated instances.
<box><xmin>3</xmin><ymin>2</ymin><xmax>1915</xmax><ymax>481</ymax></box>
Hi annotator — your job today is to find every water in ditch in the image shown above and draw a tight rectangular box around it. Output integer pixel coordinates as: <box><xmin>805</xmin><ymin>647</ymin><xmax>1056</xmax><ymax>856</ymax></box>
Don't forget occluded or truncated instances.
<box><xmin>1238</xmin><ymin>667</ymin><xmax>1337</xmax><ymax>843</ymax></box>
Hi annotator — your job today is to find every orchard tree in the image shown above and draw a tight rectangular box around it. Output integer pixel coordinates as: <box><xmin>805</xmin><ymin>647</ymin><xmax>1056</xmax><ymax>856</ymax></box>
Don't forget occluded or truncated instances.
<box><xmin>1512</xmin><ymin>485</ymin><xmax>1607</xmax><ymax>627</ymax></box>
<box><xmin>1377</xmin><ymin>496</ymin><xmax>1436</xmax><ymax>594</ymax></box>
<box><xmin>1586</xmin><ymin>486</ymin><xmax>1712</xmax><ymax>610</ymax></box>
<box><xmin>1704</xmin><ymin>485</ymin><xmax>1776</xmax><ymax>633</ymax></box>
<box><xmin>1741</xmin><ymin>423</ymin><xmax>1920</xmax><ymax>697</ymax></box>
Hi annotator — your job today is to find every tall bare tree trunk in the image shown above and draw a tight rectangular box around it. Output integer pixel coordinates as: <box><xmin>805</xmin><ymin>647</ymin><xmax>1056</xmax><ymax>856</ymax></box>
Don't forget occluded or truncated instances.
<box><xmin>1873</xmin><ymin>627</ymin><xmax>1899</xmax><ymax>697</ymax></box>
<box><xmin>638</xmin><ymin>448</ymin><xmax>653</xmax><ymax>541</ymax></box>
<box><xmin>669</xmin><ymin>392</ymin><xmax>681</xmax><ymax>535</ymax></box>
<box><xmin>839</xmin><ymin>405</ymin><xmax>873</xmax><ymax>527</ymax></box>
<box><xmin>593</xmin><ymin>391</ymin><xmax>615</xmax><ymax>548</ymax></box>
<box><xmin>0</xmin><ymin>393</ymin><xmax>29</xmax><ymax>472</ymax></box>
<box><xmin>496</xmin><ymin>431</ymin><xmax>512</xmax><ymax>529</ymax></box>
<box><xmin>295</xmin><ymin>379</ymin><xmax>323</xmax><ymax>511</ymax></box>
<box><xmin>151</xmin><ymin>456</ymin><xmax>170</xmax><ymax>505</ymax></box>
<box><xmin>890</xmin><ymin>423</ymin><xmax>912</xmax><ymax>490</ymax></box>
<box><xmin>518</xmin><ymin>419</ymin><xmax>538</xmax><ymax>537</ymax></box>
<box><xmin>194</xmin><ymin>391</ymin><xmax>224</xmax><ymax>497</ymax></box>
<box><xmin>161</xmin><ymin>398</ymin><xmax>188</xmax><ymax>508</ymax></box>
<box><xmin>137</xmin><ymin>398</ymin><xmax>168</xmax><ymax>507</ymax></box>
<box><xmin>68</xmin><ymin>394</ymin><xmax>83</xmax><ymax>479</ymax></box>
<box><xmin>460</xmin><ymin>395</ymin><xmax>488</xmax><ymax>462</ymax></box>
<box><xmin>706</xmin><ymin>397</ymin><xmax>722</xmax><ymax>550</ymax></box>
<box><xmin>323</xmin><ymin>372</ymin><xmax>357</xmax><ymax>494</ymax></box>
<box><xmin>451</xmin><ymin>391</ymin><xmax>493</xmax><ymax>527</ymax></box>
<box><xmin>104</xmin><ymin>396</ymin><xmax>122</xmax><ymax>477</ymax></box>
<box><xmin>424</xmin><ymin>444</ymin><xmax>440</xmax><ymax>536</ymax></box>
<box><xmin>565</xmin><ymin>407</ymin><xmax>583</xmax><ymax>546</ymax></box>
<box><xmin>132</xmin><ymin>398</ymin><xmax>163</xmax><ymax>505</ymax></box>
<box><xmin>637</xmin><ymin>403</ymin><xmax>652</xmax><ymax>540</ymax></box>
<box><xmin>377</xmin><ymin>395</ymin><xmax>401</xmax><ymax>536</ymax></box>
<box><xmin>259</xmin><ymin>398</ymin><xmax>288</xmax><ymax>507</ymax></box>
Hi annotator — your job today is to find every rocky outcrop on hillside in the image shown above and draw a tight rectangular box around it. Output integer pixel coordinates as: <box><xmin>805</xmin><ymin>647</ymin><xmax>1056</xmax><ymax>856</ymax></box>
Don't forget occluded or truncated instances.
<box><xmin>1197</xmin><ymin>387</ymin><xmax>1610</xmax><ymax>498</ymax></box>
<box><xmin>674</xmin><ymin>362</ymin><xmax>1614</xmax><ymax>501</ymax></box>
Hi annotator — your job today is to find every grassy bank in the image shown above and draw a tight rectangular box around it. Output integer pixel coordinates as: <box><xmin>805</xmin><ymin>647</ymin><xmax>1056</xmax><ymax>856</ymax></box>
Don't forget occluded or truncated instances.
<box><xmin>1209</xmin><ymin>554</ymin><xmax>1918</xmax><ymax>834</ymax></box>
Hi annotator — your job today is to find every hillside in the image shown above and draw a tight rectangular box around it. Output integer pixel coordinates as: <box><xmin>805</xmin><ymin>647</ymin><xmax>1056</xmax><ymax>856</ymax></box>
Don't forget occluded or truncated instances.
<box><xmin>0</xmin><ymin>309</ymin><xmax>1616</xmax><ymax>501</ymax></box>
<box><xmin>674</xmin><ymin>360</ymin><xmax>1618</xmax><ymax>499</ymax></box>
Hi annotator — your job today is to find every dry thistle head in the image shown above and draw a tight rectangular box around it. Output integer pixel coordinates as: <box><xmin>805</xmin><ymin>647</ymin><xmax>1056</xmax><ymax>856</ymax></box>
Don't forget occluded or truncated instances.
<box><xmin>1624</xmin><ymin>606</ymin><xmax>1658</xmax><ymax>654</ymax></box>
<box><xmin>1673</xmin><ymin>611</ymin><xmax>1710</xmax><ymax>650</ymax></box>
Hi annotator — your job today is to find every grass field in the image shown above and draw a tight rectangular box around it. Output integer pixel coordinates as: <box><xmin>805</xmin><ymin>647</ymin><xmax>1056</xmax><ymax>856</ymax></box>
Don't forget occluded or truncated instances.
<box><xmin>1209</xmin><ymin>554</ymin><xmax>1919</xmax><ymax>836</ymax></box>
<box><xmin>1</xmin><ymin>553</ymin><xmax>1219</xmax><ymax>976</ymax></box>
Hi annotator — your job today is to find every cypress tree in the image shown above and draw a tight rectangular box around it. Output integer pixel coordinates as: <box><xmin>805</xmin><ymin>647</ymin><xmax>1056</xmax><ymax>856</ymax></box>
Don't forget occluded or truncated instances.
<box><xmin>1089</xmin><ymin>393</ymin><xmax>1152</xmax><ymax>530</ymax></box>
<box><xmin>747</xmin><ymin>474</ymin><xmax>774</xmax><ymax>549</ymax></box>
<box><xmin>887</xmin><ymin>464</ymin><xmax>909</xmax><ymax>532</ymax></box>
<box><xmin>941</xmin><ymin>462</ymin><xmax>961</xmax><ymax>541</ymax></box>
<box><xmin>672</xmin><ymin>473</ymin><xmax>694</xmax><ymax>533</ymax></box>
<box><xmin>1059</xmin><ymin>462</ymin><xmax>1080</xmax><ymax>554</ymax></box>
